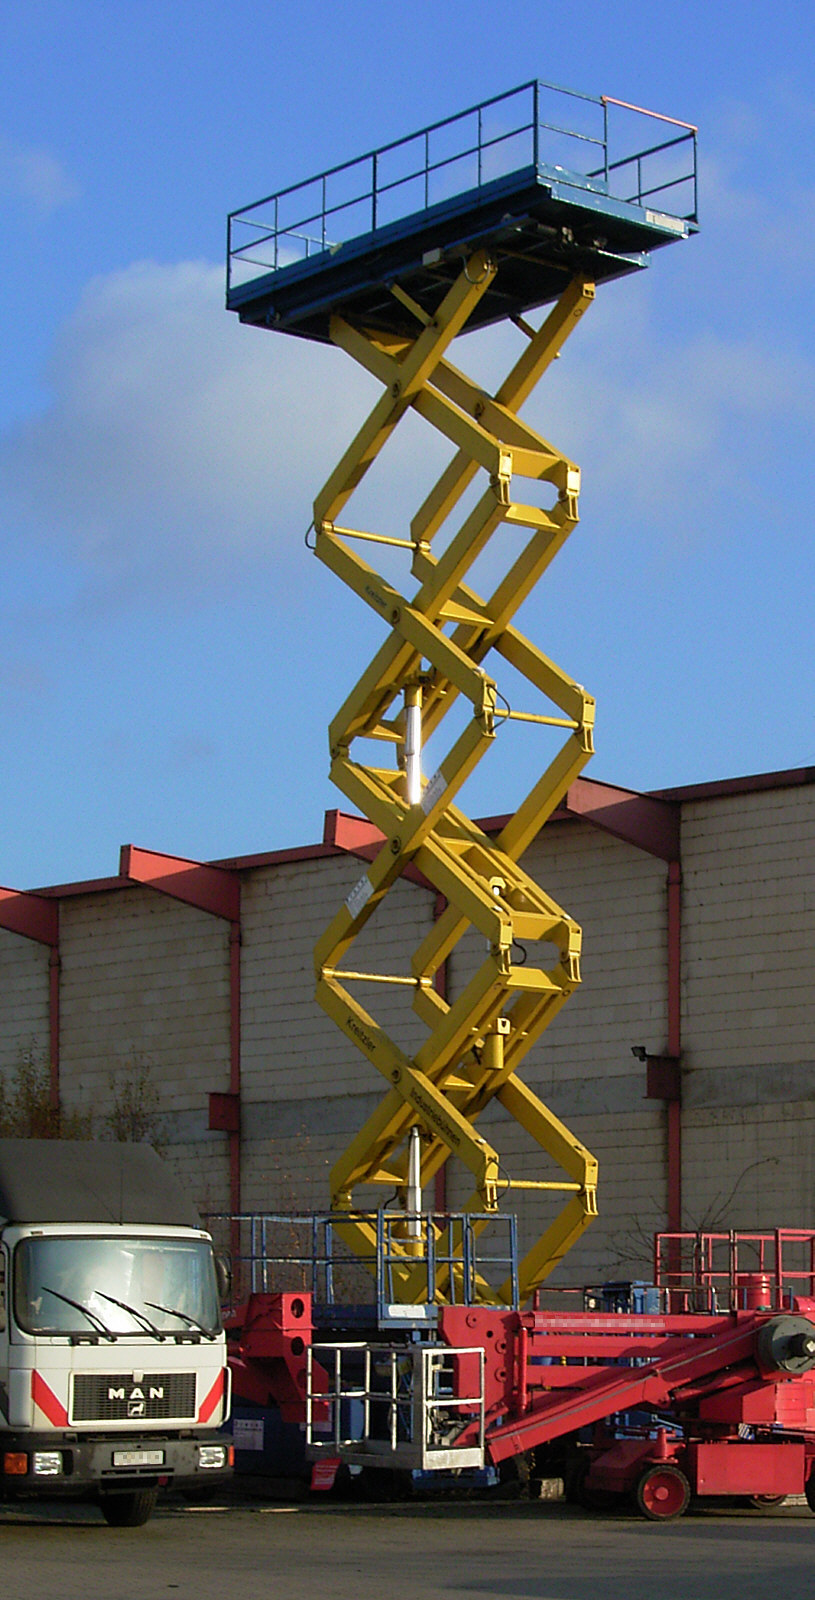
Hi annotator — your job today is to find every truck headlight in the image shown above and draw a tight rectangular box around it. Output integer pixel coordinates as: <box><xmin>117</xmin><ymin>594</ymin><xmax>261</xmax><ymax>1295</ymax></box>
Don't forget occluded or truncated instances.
<box><xmin>33</xmin><ymin>1451</ymin><xmax>63</xmax><ymax>1477</ymax></box>
<box><xmin>198</xmin><ymin>1444</ymin><xmax>229</xmax><ymax>1470</ymax></box>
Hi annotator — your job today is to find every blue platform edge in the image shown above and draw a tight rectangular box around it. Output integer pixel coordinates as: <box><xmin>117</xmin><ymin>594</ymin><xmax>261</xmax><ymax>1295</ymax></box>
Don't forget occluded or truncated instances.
<box><xmin>227</xmin><ymin>82</ymin><xmax>697</xmax><ymax>341</ymax></box>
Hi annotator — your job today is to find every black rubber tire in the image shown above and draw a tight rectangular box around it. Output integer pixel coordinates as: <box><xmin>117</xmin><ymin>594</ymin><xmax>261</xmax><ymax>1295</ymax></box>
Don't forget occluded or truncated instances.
<box><xmin>805</xmin><ymin>1474</ymin><xmax>815</xmax><ymax>1513</ymax></box>
<box><xmin>100</xmin><ymin>1488</ymin><xmax>158</xmax><ymax>1527</ymax></box>
<box><xmin>748</xmin><ymin>1493</ymin><xmax>786</xmax><ymax>1509</ymax></box>
<box><xmin>635</xmin><ymin>1463</ymin><xmax>691</xmax><ymax>1522</ymax></box>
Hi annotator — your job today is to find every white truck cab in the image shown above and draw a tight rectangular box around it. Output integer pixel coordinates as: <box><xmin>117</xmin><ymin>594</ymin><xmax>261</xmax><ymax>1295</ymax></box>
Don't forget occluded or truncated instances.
<box><xmin>0</xmin><ymin>1139</ymin><xmax>231</xmax><ymax>1525</ymax></box>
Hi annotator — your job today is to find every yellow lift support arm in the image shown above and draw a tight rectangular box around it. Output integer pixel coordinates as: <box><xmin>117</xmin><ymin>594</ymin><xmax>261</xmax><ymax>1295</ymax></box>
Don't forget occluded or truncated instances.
<box><xmin>312</xmin><ymin>264</ymin><xmax>598</xmax><ymax>1305</ymax></box>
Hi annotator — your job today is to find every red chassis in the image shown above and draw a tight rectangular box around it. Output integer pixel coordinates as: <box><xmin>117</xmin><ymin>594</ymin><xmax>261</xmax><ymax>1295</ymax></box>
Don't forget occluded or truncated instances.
<box><xmin>226</xmin><ymin>1230</ymin><xmax>815</xmax><ymax>1518</ymax></box>
<box><xmin>439</xmin><ymin>1295</ymin><xmax>815</xmax><ymax>1518</ymax></box>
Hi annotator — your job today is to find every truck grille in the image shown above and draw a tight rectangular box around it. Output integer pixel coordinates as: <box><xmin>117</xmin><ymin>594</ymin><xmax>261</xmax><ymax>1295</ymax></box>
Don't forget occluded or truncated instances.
<box><xmin>71</xmin><ymin>1372</ymin><xmax>196</xmax><ymax>1422</ymax></box>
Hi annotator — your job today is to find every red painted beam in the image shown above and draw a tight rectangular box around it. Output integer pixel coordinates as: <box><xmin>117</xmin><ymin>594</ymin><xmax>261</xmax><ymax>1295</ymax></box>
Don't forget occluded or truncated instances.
<box><xmin>483</xmin><ymin>1319</ymin><xmax>763</xmax><ymax>1462</ymax></box>
<box><xmin>120</xmin><ymin>845</ymin><xmax>240</xmax><ymax>923</ymax></box>
<box><xmin>228</xmin><ymin>922</ymin><xmax>242</xmax><ymax>1236</ymax></box>
<box><xmin>645</xmin><ymin>1057</ymin><xmax>681</xmax><ymax>1101</ymax></box>
<box><xmin>433</xmin><ymin>890</ymin><xmax>449</xmax><ymax>1214</ymax></box>
<box><xmin>667</xmin><ymin>862</ymin><xmax>682</xmax><ymax>1058</ymax></box>
<box><xmin>0</xmin><ymin>887</ymin><xmax>58</xmax><ymax>946</ymax></box>
<box><xmin>49</xmin><ymin>947</ymin><xmax>61</xmax><ymax>1114</ymax></box>
<box><xmin>323</xmin><ymin>810</ymin><xmax>386</xmax><ymax>853</ymax></box>
<box><xmin>564</xmin><ymin>777</ymin><xmax>680</xmax><ymax>862</ymax></box>
<box><xmin>209</xmin><ymin>1092</ymin><xmax>241</xmax><ymax>1133</ymax></box>
<box><xmin>667</xmin><ymin>861</ymin><xmax>683</xmax><ymax>1234</ymax></box>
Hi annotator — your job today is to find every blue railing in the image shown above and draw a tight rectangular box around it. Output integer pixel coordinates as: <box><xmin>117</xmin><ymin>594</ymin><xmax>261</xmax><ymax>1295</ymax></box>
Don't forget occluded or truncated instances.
<box><xmin>227</xmin><ymin>80</ymin><xmax>698</xmax><ymax>295</ymax></box>
<box><xmin>205</xmin><ymin>1208</ymin><xmax>520</xmax><ymax>1316</ymax></box>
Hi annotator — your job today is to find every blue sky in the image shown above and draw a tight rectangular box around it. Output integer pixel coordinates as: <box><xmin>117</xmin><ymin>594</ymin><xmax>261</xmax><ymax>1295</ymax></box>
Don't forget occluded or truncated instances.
<box><xmin>1</xmin><ymin>0</ymin><xmax>813</xmax><ymax>890</ymax></box>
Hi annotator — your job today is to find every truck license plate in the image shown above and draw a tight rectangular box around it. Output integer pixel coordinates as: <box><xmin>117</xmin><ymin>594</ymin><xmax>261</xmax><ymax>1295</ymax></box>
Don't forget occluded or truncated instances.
<box><xmin>112</xmin><ymin>1449</ymin><xmax>165</xmax><ymax>1468</ymax></box>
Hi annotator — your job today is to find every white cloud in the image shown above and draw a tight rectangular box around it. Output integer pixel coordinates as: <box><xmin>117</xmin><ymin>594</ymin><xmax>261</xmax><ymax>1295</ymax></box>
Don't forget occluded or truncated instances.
<box><xmin>698</xmin><ymin>152</ymin><xmax>815</xmax><ymax>275</ymax></box>
<box><xmin>0</xmin><ymin>259</ymin><xmax>383</xmax><ymax>592</ymax></box>
<box><xmin>513</xmin><ymin>271</ymin><xmax>815</xmax><ymax>530</ymax></box>
<box><xmin>3</xmin><ymin>240</ymin><xmax>813</xmax><ymax>615</ymax></box>
<box><xmin>0</xmin><ymin>257</ymin><xmax>480</xmax><ymax>609</ymax></box>
<box><xmin>0</xmin><ymin>133</ymin><xmax>78</xmax><ymax>213</ymax></box>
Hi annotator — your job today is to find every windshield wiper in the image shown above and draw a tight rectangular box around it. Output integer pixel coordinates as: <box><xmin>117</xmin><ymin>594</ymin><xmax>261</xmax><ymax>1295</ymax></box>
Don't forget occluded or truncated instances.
<box><xmin>41</xmin><ymin>1285</ymin><xmax>115</xmax><ymax>1341</ymax></box>
<box><xmin>93</xmin><ymin>1290</ymin><xmax>166</xmax><ymax>1341</ymax></box>
<box><xmin>144</xmin><ymin>1300</ymin><xmax>218</xmax><ymax>1340</ymax></box>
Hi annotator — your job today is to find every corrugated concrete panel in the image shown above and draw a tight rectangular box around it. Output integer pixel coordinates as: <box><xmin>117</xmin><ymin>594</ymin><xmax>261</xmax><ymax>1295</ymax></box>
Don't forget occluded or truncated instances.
<box><xmin>0</xmin><ymin>772</ymin><xmax>811</xmax><ymax>1290</ymax></box>
<box><xmin>682</xmin><ymin>787</ymin><xmax>815</xmax><ymax>1075</ymax></box>
<box><xmin>0</xmin><ymin>929</ymin><xmax>49</xmax><ymax>1072</ymax></box>
<box><xmin>58</xmin><ymin>888</ymin><xmax>230</xmax><ymax>1117</ymax></box>
<box><xmin>240</xmin><ymin>856</ymin><xmax>435</xmax><ymax>1104</ymax></box>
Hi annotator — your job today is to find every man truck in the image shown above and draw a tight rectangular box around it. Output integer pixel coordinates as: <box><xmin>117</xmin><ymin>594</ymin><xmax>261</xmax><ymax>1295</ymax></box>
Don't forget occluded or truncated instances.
<box><xmin>0</xmin><ymin>1138</ymin><xmax>231</xmax><ymax>1524</ymax></box>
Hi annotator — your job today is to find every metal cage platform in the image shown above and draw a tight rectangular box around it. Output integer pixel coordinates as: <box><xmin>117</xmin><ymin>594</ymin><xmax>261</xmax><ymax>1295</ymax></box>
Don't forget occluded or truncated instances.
<box><xmin>227</xmin><ymin>80</ymin><xmax>698</xmax><ymax>342</ymax></box>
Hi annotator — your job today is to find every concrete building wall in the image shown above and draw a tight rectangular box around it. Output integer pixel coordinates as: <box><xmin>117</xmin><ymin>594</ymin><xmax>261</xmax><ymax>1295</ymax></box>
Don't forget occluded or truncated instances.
<box><xmin>0</xmin><ymin>928</ymin><xmax>49</xmax><ymax>1077</ymax></box>
<box><xmin>0</xmin><ymin>887</ymin><xmax>232</xmax><ymax>1215</ymax></box>
<box><xmin>681</xmin><ymin>783</ymin><xmax>815</xmax><ymax>1233</ymax></box>
<box><xmin>58</xmin><ymin>887</ymin><xmax>231</xmax><ymax>1116</ymax></box>
<box><xmin>239</xmin><ymin>854</ymin><xmax>435</xmax><ymax>1213</ymax></box>
<box><xmin>440</xmin><ymin>821</ymin><xmax>672</xmax><ymax>1283</ymax></box>
<box><xmin>0</xmin><ymin>770</ymin><xmax>812</xmax><ymax>1291</ymax></box>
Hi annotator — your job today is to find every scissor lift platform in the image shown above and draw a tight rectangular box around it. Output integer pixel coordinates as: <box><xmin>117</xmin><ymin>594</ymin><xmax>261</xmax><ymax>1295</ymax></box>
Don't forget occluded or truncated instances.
<box><xmin>227</xmin><ymin>80</ymin><xmax>697</xmax><ymax>343</ymax></box>
<box><xmin>224</xmin><ymin>78</ymin><xmax>698</xmax><ymax>1307</ymax></box>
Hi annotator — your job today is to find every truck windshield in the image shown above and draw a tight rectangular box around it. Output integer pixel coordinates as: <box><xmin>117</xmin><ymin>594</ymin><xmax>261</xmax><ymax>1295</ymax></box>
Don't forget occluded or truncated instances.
<box><xmin>13</xmin><ymin>1236</ymin><xmax>222</xmax><ymax>1338</ymax></box>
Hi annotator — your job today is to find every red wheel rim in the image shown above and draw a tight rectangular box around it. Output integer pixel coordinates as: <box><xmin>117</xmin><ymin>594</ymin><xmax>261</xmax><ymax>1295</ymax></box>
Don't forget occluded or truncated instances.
<box><xmin>641</xmin><ymin>1468</ymin><xmax>687</xmax><ymax>1519</ymax></box>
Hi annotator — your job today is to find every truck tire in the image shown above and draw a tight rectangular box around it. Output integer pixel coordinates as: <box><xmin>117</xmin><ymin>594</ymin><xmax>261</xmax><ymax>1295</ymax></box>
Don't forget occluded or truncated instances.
<box><xmin>100</xmin><ymin>1488</ymin><xmax>158</xmax><ymax>1527</ymax></box>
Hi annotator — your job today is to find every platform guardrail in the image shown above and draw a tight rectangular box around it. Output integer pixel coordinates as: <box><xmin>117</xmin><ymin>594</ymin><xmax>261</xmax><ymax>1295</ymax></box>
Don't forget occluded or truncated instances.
<box><xmin>227</xmin><ymin>79</ymin><xmax>697</xmax><ymax>293</ymax></box>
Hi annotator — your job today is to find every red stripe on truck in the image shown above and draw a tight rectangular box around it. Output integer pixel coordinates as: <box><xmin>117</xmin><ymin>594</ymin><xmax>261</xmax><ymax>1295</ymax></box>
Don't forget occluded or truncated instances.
<box><xmin>32</xmin><ymin>1370</ymin><xmax>69</xmax><ymax>1427</ymax></box>
<box><xmin>197</xmin><ymin>1370</ymin><xmax>225</xmax><ymax>1423</ymax></box>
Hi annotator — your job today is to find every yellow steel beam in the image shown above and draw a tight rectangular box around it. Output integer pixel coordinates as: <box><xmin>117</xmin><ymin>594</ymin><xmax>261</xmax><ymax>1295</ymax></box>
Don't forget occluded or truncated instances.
<box><xmin>310</xmin><ymin>262</ymin><xmax>599</xmax><ymax>1302</ymax></box>
<box><xmin>314</xmin><ymin>252</ymin><xmax>497</xmax><ymax>528</ymax></box>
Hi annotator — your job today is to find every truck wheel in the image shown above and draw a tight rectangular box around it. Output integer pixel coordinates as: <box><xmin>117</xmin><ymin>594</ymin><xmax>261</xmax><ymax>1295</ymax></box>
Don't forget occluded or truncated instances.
<box><xmin>634</xmin><ymin>1463</ymin><xmax>690</xmax><ymax>1522</ymax></box>
<box><xmin>805</xmin><ymin>1475</ymin><xmax>815</xmax><ymax>1514</ymax></box>
<box><xmin>100</xmin><ymin>1488</ymin><xmax>158</xmax><ymax>1527</ymax></box>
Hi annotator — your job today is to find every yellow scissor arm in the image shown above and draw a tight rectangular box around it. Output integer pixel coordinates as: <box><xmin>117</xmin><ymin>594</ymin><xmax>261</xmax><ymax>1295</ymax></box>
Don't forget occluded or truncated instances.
<box><xmin>312</xmin><ymin>263</ymin><xmax>598</xmax><ymax>1303</ymax></box>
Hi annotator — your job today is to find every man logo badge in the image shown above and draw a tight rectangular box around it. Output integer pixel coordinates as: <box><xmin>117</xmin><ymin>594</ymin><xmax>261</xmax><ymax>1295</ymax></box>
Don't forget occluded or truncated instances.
<box><xmin>106</xmin><ymin>1380</ymin><xmax>164</xmax><ymax>1414</ymax></box>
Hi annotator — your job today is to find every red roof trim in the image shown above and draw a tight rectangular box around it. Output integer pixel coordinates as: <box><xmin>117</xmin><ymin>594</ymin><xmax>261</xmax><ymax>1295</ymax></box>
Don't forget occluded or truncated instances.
<box><xmin>34</xmin><ymin>877</ymin><xmax>125</xmax><ymax>899</ymax></box>
<box><xmin>474</xmin><ymin>766</ymin><xmax>815</xmax><ymax>839</ymax></box>
<box><xmin>14</xmin><ymin>766</ymin><xmax>814</xmax><ymax>902</ymax></box>
<box><xmin>650</xmin><ymin>765</ymin><xmax>815</xmax><ymax>804</ymax></box>
<box><xmin>120</xmin><ymin>845</ymin><xmax>240</xmax><ymax>922</ymax></box>
<box><xmin>212</xmin><ymin>843</ymin><xmax>340</xmax><ymax>871</ymax></box>
<box><xmin>563</xmin><ymin>777</ymin><xmax>680</xmax><ymax>862</ymax></box>
<box><xmin>0</xmin><ymin>888</ymin><xmax>59</xmax><ymax>945</ymax></box>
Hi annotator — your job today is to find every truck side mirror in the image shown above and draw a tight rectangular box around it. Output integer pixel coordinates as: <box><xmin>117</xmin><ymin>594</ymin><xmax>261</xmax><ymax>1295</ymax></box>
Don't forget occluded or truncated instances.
<box><xmin>215</xmin><ymin>1253</ymin><xmax>232</xmax><ymax>1303</ymax></box>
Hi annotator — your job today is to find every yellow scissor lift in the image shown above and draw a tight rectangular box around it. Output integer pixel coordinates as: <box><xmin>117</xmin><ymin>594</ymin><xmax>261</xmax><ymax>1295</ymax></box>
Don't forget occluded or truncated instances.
<box><xmin>228</xmin><ymin>80</ymin><xmax>698</xmax><ymax>1308</ymax></box>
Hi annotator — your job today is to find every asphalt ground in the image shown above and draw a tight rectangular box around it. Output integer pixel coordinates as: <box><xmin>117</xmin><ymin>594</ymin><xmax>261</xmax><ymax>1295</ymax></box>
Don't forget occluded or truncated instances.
<box><xmin>1</xmin><ymin>1493</ymin><xmax>814</xmax><ymax>1600</ymax></box>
